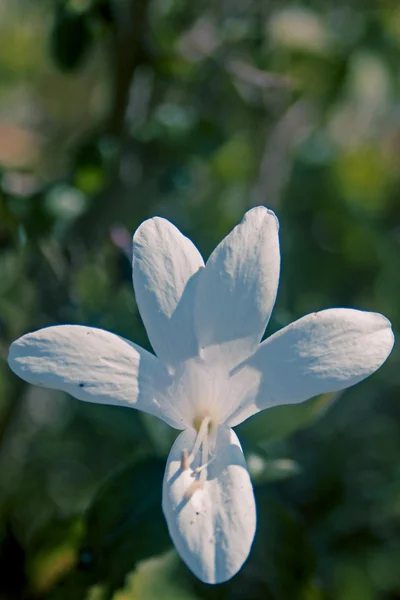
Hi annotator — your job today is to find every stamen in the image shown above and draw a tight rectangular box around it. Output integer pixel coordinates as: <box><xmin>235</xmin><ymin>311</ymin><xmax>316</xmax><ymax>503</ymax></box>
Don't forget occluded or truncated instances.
<box><xmin>184</xmin><ymin>480</ymin><xmax>204</xmax><ymax>500</ymax></box>
<box><xmin>191</xmin><ymin>454</ymin><xmax>216</xmax><ymax>476</ymax></box>
<box><xmin>182</xmin><ymin>415</ymin><xmax>216</xmax><ymax>498</ymax></box>
<box><xmin>187</xmin><ymin>416</ymin><xmax>211</xmax><ymax>463</ymax></box>
<box><xmin>199</xmin><ymin>429</ymin><xmax>208</xmax><ymax>483</ymax></box>
<box><xmin>181</xmin><ymin>449</ymin><xmax>189</xmax><ymax>471</ymax></box>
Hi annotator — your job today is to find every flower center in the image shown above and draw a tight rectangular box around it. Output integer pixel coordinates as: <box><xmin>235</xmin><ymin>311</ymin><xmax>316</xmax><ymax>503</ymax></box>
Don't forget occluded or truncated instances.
<box><xmin>181</xmin><ymin>415</ymin><xmax>217</xmax><ymax>499</ymax></box>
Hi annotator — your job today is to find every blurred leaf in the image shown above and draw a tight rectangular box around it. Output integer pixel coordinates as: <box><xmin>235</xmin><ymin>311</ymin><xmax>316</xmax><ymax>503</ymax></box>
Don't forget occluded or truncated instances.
<box><xmin>348</xmin><ymin>51</ymin><xmax>391</xmax><ymax>117</ymax></box>
<box><xmin>44</xmin><ymin>572</ymin><xmax>95</xmax><ymax>600</ymax></box>
<box><xmin>0</xmin><ymin>523</ymin><xmax>27</xmax><ymax>598</ymax></box>
<box><xmin>251</xmin><ymin>495</ymin><xmax>317</xmax><ymax>599</ymax></box>
<box><xmin>74</xmin><ymin>140</ymin><xmax>107</xmax><ymax>195</ymax></box>
<box><xmin>212</xmin><ymin>135</ymin><xmax>255</xmax><ymax>182</ymax></box>
<box><xmin>113</xmin><ymin>550</ymin><xmax>199</xmax><ymax>600</ymax></box>
<box><xmin>72</xmin><ymin>263</ymin><xmax>111</xmax><ymax>314</ymax></box>
<box><xmin>269</xmin><ymin>8</ymin><xmax>337</xmax><ymax>56</ymax></box>
<box><xmin>27</xmin><ymin>516</ymin><xmax>84</xmax><ymax>595</ymax></box>
<box><xmin>237</xmin><ymin>392</ymin><xmax>338</xmax><ymax>446</ymax></box>
<box><xmin>333</xmin><ymin>563</ymin><xmax>374</xmax><ymax>600</ymax></box>
<box><xmin>82</xmin><ymin>458</ymin><xmax>171</xmax><ymax>587</ymax></box>
<box><xmin>247</xmin><ymin>455</ymin><xmax>302</xmax><ymax>484</ymax></box>
<box><xmin>299</xmin><ymin>582</ymin><xmax>325</xmax><ymax>600</ymax></box>
<box><xmin>332</xmin><ymin>145</ymin><xmax>395</xmax><ymax>213</ymax></box>
<box><xmin>140</xmin><ymin>414</ymin><xmax>177</xmax><ymax>457</ymax></box>
<box><xmin>368</xmin><ymin>543</ymin><xmax>400</xmax><ymax>593</ymax></box>
<box><xmin>0</xmin><ymin>250</ymin><xmax>22</xmax><ymax>295</ymax></box>
<box><xmin>75</xmin><ymin>165</ymin><xmax>106</xmax><ymax>195</ymax></box>
<box><xmin>51</xmin><ymin>8</ymin><xmax>92</xmax><ymax>71</ymax></box>
<box><xmin>85</xmin><ymin>585</ymin><xmax>107</xmax><ymax>600</ymax></box>
<box><xmin>45</xmin><ymin>184</ymin><xmax>87</xmax><ymax>222</ymax></box>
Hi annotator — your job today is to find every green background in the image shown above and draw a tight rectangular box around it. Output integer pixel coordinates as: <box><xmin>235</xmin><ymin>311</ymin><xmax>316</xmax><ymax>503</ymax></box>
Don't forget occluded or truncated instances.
<box><xmin>0</xmin><ymin>1</ymin><xmax>399</xmax><ymax>598</ymax></box>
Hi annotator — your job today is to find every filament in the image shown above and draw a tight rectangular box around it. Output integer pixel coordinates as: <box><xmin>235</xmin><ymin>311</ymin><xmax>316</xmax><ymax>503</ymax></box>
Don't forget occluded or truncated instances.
<box><xmin>187</xmin><ymin>416</ymin><xmax>211</xmax><ymax>463</ymax></box>
<box><xmin>181</xmin><ymin>415</ymin><xmax>216</xmax><ymax>497</ymax></box>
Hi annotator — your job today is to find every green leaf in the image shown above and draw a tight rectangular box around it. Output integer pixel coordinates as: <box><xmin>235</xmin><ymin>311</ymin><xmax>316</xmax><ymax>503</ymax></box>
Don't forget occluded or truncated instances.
<box><xmin>112</xmin><ymin>550</ymin><xmax>200</xmax><ymax>600</ymax></box>
<box><xmin>0</xmin><ymin>523</ymin><xmax>27</xmax><ymax>598</ymax></box>
<box><xmin>27</xmin><ymin>517</ymin><xmax>84</xmax><ymax>595</ymax></box>
<box><xmin>250</xmin><ymin>495</ymin><xmax>317</xmax><ymax>599</ymax></box>
<box><xmin>51</xmin><ymin>8</ymin><xmax>92</xmax><ymax>71</ymax></box>
<box><xmin>212</xmin><ymin>134</ymin><xmax>255</xmax><ymax>182</ymax></box>
<box><xmin>140</xmin><ymin>413</ymin><xmax>178</xmax><ymax>457</ymax></box>
<box><xmin>237</xmin><ymin>392</ymin><xmax>339</xmax><ymax>445</ymax></box>
<box><xmin>247</xmin><ymin>455</ymin><xmax>302</xmax><ymax>484</ymax></box>
<box><xmin>82</xmin><ymin>458</ymin><xmax>171</xmax><ymax>588</ymax></box>
<box><xmin>85</xmin><ymin>585</ymin><xmax>107</xmax><ymax>600</ymax></box>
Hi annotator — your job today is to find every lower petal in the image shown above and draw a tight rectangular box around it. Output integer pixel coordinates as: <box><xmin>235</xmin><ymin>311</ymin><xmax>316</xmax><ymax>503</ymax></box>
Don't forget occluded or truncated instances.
<box><xmin>162</xmin><ymin>426</ymin><xmax>256</xmax><ymax>584</ymax></box>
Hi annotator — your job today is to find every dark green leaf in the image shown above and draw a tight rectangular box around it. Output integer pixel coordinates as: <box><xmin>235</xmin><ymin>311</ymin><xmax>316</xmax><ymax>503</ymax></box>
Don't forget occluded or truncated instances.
<box><xmin>81</xmin><ymin>458</ymin><xmax>171</xmax><ymax>588</ymax></box>
<box><xmin>237</xmin><ymin>393</ymin><xmax>339</xmax><ymax>446</ymax></box>
<box><xmin>250</xmin><ymin>495</ymin><xmax>317</xmax><ymax>600</ymax></box>
<box><xmin>51</xmin><ymin>9</ymin><xmax>92</xmax><ymax>71</ymax></box>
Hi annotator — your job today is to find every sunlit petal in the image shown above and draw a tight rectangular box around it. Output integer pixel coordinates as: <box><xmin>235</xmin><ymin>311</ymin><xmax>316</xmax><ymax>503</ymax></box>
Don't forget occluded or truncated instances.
<box><xmin>228</xmin><ymin>309</ymin><xmax>394</xmax><ymax>426</ymax></box>
<box><xmin>132</xmin><ymin>217</ymin><xmax>204</xmax><ymax>369</ymax></box>
<box><xmin>8</xmin><ymin>325</ymin><xmax>185</xmax><ymax>429</ymax></box>
<box><xmin>162</xmin><ymin>426</ymin><xmax>256</xmax><ymax>584</ymax></box>
<box><xmin>194</xmin><ymin>206</ymin><xmax>280</xmax><ymax>369</ymax></box>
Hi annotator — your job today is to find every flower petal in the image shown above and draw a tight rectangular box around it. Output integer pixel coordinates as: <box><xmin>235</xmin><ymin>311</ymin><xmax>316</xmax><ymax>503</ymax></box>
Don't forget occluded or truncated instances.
<box><xmin>8</xmin><ymin>325</ymin><xmax>184</xmax><ymax>429</ymax></box>
<box><xmin>162</xmin><ymin>426</ymin><xmax>256</xmax><ymax>584</ymax></box>
<box><xmin>132</xmin><ymin>217</ymin><xmax>204</xmax><ymax>369</ymax></box>
<box><xmin>228</xmin><ymin>309</ymin><xmax>394</xmax><ymax>426</ymax></box>
<box><xmin>194</xmin><ymin>206</ymin><xmax>280</xmax><ymax>368</ymax></box>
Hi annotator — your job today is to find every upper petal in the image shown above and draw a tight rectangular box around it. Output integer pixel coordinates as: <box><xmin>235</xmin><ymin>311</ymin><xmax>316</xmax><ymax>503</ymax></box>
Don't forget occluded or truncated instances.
<box><xmin>194</xmin><ymin>206</ymin><xmax>280</xmax><ymax>369</ymax></box>
<box><xmin>162</xmin><ymin>426</ymin><xmax>256</xmax><ymax>584</ymax></box>
<box><xmin>228</xmin><ymin>308</ymin><xmax>394</xmax><ymax>426</ymax></box>
<box><xmin>132</xmin><ymin>217</ymin><xmax>204</xmax><ymax>369</ymax></box>
<box><xmin>8</xmin><ymin>325</ymin><xmax>184</xmax><ymax>429</ymax></box>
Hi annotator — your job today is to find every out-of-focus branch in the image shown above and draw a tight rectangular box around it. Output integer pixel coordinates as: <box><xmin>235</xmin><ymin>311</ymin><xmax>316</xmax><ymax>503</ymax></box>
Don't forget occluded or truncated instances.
<box><xmin>71</xmin><ymin>0</ymin><xmax>151</xmax><ymax>244</ymax></box>
<box><xmin>107</xmin><ymin>0</ymin><xmax>150</xmax><ymax>137</ymax></box>
<box><xmin>251</xmin><ymin>101</ymin><xmax>313</xmax><ymax>209</ymax></box>
<box><xmin>0</xmin><ymin>379</ymin><xmax>24</xmax><ymax>458</ymax></box>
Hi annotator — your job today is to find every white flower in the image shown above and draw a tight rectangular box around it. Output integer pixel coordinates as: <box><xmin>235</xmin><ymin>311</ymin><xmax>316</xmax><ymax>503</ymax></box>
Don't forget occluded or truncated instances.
<box><xmin>8</xmin><ymin>207</ymin><xmax>394</xmax><ymax>584</ymax></box>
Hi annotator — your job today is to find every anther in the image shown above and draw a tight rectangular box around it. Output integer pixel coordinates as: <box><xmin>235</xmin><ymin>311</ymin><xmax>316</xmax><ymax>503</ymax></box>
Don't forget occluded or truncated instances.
<box><xmin>181</xmin><ymin>449</ymin><xmax>190</xmax><ymax>471</ymax></box>
<box><xmin>191</xmin><ymin>454</ymin><xmax>216</xmax><ymax>476</ymax></box>
<box><xmin>184</xmin><ymin>480</ymin><xmax>204</xmax><ymax>499</ymax></box>
<box><xmin>187</xmin><ymin>416</ymin><xmax>211</xmax><ymax>463</ymax></box>
<box><xmin>182</xmin><ymin>415</ymin><xmax>216</xmax><ymax>500</ymax></box>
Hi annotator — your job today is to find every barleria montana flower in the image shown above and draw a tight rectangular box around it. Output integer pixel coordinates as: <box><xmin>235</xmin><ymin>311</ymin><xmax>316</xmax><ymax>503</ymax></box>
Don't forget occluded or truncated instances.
<box><xmin>8</xmin><ymin>207</ymin><xmax>394</xmax><ymax>584</ymax></box>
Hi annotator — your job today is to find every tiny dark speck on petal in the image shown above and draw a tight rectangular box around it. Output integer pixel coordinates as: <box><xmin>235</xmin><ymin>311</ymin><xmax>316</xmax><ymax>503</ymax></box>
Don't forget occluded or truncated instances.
<box><xmin>79</xmin><ymin>383</ymin><xmax>85</xmax><ymax>387</ymax></box>
<box><xmin>196</xmin><ymin>512</ymin><xmax>199</xmax><ymax>516</ymax></box>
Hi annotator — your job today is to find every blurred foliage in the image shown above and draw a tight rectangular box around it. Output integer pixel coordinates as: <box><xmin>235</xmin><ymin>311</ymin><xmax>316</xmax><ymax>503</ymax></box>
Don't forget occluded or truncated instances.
<box><xmin>0</xmin><ymin>0</ymin><xmax>399</xmax><ymax>598</ymax></box>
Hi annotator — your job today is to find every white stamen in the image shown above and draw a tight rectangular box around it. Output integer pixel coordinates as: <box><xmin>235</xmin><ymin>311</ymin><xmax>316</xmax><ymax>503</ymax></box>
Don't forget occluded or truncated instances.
<box><xmin>182</xmin><ymin>416</ymin><xmax>215</xmax><ymax>498</ymax></box>
<box><xmin>184</xmin><ymin>480</ymin><xmax>204</xmax><ymax>499</ymax></box>
<box><xmin>181</xmin><ymin>449</ymin><xmax>189</xmax><ymax>470</ymax></box>
<box><xmin>199</xmin><ymin>429</ymin><xmax>208</xmax><ymax>483</ymax></box>
<box><xmin>192</xmin><ymin>453</ymin><xmax>216</xmax><ymax>476</ymax></box>
<box><xmin>187</xmin><ymin>416</ymin><xmax>211</xmax><ymax>463</ymax></box>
